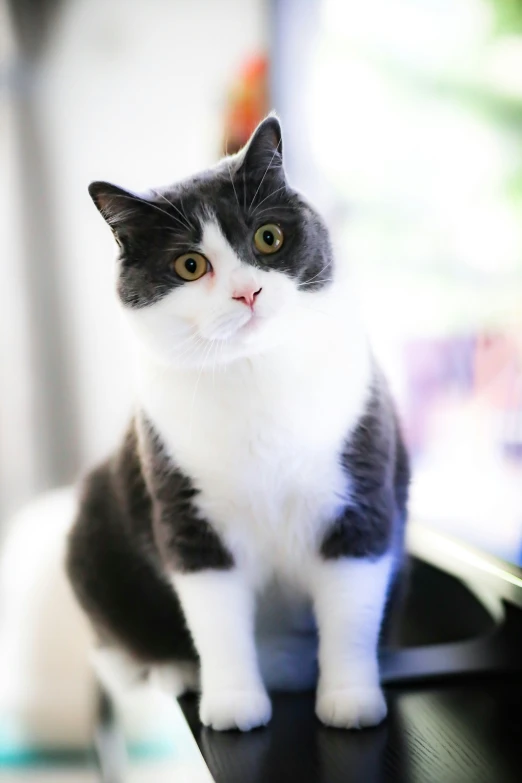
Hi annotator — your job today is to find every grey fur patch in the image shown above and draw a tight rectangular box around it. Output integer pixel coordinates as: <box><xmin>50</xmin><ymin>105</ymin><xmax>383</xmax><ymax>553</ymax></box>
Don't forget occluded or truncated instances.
<box><xmin>137</xmin><ymin>414</ymin><xmax>234</xmax><ymax>573</ymax></box>
<box><xmin>320</xmin><ymin>370</ymin><xmax>410</xmax><ymax>560</ymax></box>
<box><xmin>66</xmin><ymin>412</ymin><xmax>236</xmax><ymax>666</ymax></box>
<box><xmin>66</xmin><ymin>422</ymin><xmax>198</xmax><ymax>663</ymax></box>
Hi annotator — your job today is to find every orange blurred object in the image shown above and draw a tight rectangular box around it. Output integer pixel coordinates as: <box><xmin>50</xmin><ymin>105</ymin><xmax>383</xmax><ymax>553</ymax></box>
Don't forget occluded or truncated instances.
<box><xmin>222</xmin><ymin>54</ymin><xmax>269</xmax><ymax>155</ymax></box>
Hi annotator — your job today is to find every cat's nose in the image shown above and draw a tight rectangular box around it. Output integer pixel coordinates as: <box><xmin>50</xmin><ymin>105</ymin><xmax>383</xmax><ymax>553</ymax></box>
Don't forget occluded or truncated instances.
<box><xmin>232</xmin><ymin>286</ymin><xmax>262</xmax><ymax>309</ymax></box>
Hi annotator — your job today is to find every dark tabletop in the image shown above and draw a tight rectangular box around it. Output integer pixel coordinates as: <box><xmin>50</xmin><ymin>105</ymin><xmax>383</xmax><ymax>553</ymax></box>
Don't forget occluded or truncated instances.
<box><xmin>179</xmin><ymin>560</ymin><xmax>522</xmax><ymax>783</ymax></box>
<box><xmin>179</xmin><ymin>676</ymin><xmax>522</xmax><ymax>783</ymax></box>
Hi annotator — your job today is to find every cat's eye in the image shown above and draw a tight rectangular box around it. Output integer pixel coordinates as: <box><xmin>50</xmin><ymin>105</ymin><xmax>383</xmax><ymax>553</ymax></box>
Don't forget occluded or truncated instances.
<box><xmin>254</xmin><ymin>224</ymin><xmax>284</xmax><ymax>255</ymax></box>
<box><xmin>173</xmin><ymin>252</ymin><xmax>209</xmax><ymax>281</ymax></box>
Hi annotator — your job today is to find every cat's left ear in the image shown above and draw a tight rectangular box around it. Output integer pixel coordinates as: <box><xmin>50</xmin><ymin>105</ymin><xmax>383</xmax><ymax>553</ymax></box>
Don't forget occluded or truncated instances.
<box><xmin>239</xmin><ymin>114</ymin><xmax>284</xmax><ymax>175</ymax></box>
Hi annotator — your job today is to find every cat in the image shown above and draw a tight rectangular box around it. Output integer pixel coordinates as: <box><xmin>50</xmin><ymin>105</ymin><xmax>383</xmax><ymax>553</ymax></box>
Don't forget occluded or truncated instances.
<box><xmin>65</xmin><ymin>114</ymin><xmax>410</xmax><ymax>732</ymax></box>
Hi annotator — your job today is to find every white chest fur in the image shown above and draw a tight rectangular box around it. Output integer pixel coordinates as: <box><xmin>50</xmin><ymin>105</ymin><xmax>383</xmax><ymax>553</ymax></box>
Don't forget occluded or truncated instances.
<box><xmin>136</xmin><ymin>304</ymin><xmax>371</xmax><ymax>590</ymax></box>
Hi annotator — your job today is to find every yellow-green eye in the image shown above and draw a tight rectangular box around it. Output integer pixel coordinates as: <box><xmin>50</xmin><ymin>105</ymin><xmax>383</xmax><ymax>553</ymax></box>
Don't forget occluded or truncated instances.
<box><xmin>173</xmin><ymin>252</ymin><xmax>209</xmax><ymax>281</ymax></box>
<box><xmin>254</xmin><ymin>224</ymin><xmax>284</xmax><ymax>254</ymax></box>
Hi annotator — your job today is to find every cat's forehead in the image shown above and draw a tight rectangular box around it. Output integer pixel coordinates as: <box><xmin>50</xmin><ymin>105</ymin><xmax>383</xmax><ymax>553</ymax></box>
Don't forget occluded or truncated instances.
<box><xmin>158</xmin><ymin>156</ymin><xmax>286</xmax><ymax>224</ymax></box>
<box><xmin>149</xmin><ymin>161</ymin><xmax>293</xmax><ymax>261</ymax></box>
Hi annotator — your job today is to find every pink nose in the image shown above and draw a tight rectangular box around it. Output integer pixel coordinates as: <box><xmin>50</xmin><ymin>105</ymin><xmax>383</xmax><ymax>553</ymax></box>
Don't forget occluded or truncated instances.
<box><xmin>232</xmin><ymin>287</ymin><xmax>262</xmax><ymax>308</ymax></box>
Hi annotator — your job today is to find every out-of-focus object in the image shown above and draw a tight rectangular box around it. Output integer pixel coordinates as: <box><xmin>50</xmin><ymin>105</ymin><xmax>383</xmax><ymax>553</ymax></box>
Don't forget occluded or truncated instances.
<box><xmin>0</xmin><ymin>489</ymin><xmax>96</xmax><ymax>761</ymax></box>
<box><xmin>272</xmin><ymin>0</ymin><xmax>522</xmax><ymax>602</ymax></box>
<box><xmin>221</xmin><ymin>54</ymin><xmax>269</xmax><ymax>155</ymax></box>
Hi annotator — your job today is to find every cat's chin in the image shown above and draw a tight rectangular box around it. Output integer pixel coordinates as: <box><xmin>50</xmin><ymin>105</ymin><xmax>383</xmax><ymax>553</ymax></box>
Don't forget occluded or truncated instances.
<box><xmin>201</xmin><ymin>313</ymin><xmax>262</xmax><ymax>344</ymax></box>
<box><xmin>205</xmin><ymin>336</ymin><xmax>277</xmax><ymax>367</ymax></box>
<box><xmin>155</xmin><ymin>334</ymin><xmax>271</xmax><ymax>370</ymax></box>
<box><xmin>208</xmin><ymin>331</ymin><xmax>285</xmax><ymax>368</ymax></box>
<box><xmin>235</xmin><ymin>313</ymin><xmax>266</xmax><ymax>339</ymax></box>
<box><xmin>129</xmin><ymin>321</ymin><xmax>271</xmax><ymax>370</ymax></box>
<box><xmin>131</xmin><ymin>306</ymin><xmax>292</xmax><ymax>369</ymax></box>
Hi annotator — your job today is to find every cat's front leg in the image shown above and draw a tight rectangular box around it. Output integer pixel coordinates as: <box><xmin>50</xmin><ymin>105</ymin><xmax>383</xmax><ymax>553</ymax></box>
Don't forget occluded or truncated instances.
<box><xmin>173</xmin><ymin>569</ymin><xmax>271</xmax><ymax>731</ymax></box>
<box><xmin>312</xmin><ymin>553</ymin><xmax>392</xmax><ymax>730</ymax></box>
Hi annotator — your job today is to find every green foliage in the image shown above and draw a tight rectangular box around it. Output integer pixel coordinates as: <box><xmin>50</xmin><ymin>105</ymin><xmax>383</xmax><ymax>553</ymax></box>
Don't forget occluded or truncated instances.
<box><xmin>491</xmin><ymin>0</ymin><xmax>522</xmax><ymax>35</ymax></box>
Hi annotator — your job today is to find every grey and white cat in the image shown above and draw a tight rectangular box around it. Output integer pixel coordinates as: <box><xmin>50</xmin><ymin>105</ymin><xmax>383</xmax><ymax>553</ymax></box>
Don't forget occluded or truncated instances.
<box><xmin>64</xmin><ymin>115</ymin><xmax>410</xmax><ymax>732</ymax></box>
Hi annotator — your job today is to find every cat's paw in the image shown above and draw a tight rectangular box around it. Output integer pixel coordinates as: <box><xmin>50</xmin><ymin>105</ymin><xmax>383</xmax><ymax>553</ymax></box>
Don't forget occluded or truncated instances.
<box><xmin>200</xmin><ymin>687</ymin><xmax>272</xmax><ymax>731</ymax></box>
<box><xmin>316</xmin><ymin>684</ymin><xmax>387</xmax><ymax>729</ymax></box>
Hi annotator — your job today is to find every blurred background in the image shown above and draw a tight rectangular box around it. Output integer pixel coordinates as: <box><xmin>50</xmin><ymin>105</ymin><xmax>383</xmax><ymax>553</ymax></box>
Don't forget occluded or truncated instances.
<box><xmin>1</xmin><ymin>0</ymin><xmax>522</xmax><ymax>776</ymax></box>
<box><xmin>2</xmin><ymin>0</ymin><xmax>522</xmax><ymax>565</ymax></box>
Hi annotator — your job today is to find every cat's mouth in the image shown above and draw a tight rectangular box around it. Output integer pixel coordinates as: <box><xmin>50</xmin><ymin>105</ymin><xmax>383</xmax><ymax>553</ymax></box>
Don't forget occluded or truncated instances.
<box><xmin>238</xmin><ymin>313</ymin><xmax>263</xmax><ymax>336</ymax></box>
<box><xmin>201</xmin><ymin>309</ymin><xmax>268</xmax><ymax>345</ymax></box>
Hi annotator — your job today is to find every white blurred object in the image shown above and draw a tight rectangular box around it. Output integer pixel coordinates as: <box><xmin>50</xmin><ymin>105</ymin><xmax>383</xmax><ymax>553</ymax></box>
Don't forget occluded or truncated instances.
<box><xmin>0</xmin><ymin>487</ymin><xmax>97</xmax><ymax>749</ymax></box>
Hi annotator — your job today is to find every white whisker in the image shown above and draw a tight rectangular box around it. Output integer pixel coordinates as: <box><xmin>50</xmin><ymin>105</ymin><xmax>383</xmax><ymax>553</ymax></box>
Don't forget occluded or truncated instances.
<box><xmin>250</xmin><ymin>184</ymin><xmax>286</xmax><ymax>216</ymax></box>
<box><xmin>152</xmin><ymin>189</ymin><xmax>192</xmax><ymax>232</ymax></box>
<box><xmin>226</xmin><ymin>155</ymin><xmax>241</xmax><ymax>213</ymax></box>
<box><xmin>220</xmin><ymin>338</ymin><xmax>228</xmax><ymax>373</ymax></box>
<box><xmin>248</xmin><ymin>139</ymin><xmax>282</xmax><ymax>214</ymax></box>
<box><xmin>170</xmin><ymin>329</ymin><xmax>198</xmax><ymax>348</ymax></box>
<box><xmin>298</xmin><ymin>277</ymin><xmax>333</xmax><ymax>289</ymax></box>
<box><xmin>298</xmin><ymin>261</ymin><xmax>333</xmax><ymax>289</ymax></box>
<box><xmin>211</xmin><ymin>339</ymin><xmax>222</xmax><ymax>390</ymax></box>
<box><xmin>107</xmin><ymin>192</ymin><xmax>188</xmax><ymax>229</ymax></box>
<box><xmin>179</xmin><ymin>192</ymin><xmax>195</xmax><ymax>231</ymax></box>
<box><xmin>189</xmin><ymin>340</ymin><xmax>215</xmax><ymax>441</ymax></box>
<box><xmin>175</xmin><ymin>335</ymin><xmax>203</xmax><ymax>358</ymax></box>
<box><xmin>249</xmin><ymin>205</ymin><xmax>295</xmax><ymax>221</ymax></box>
<box><xmin>174</xmin><ymin>335</ymin><xmax>207</xmax><ymax>364</ymax></box>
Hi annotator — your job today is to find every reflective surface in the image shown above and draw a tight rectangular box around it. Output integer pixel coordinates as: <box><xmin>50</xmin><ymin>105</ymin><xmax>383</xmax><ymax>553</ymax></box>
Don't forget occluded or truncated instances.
<box><xmin>180</xmin><ymin>560</ymin><xmax>522</xmax><ymax>783</ymax></box>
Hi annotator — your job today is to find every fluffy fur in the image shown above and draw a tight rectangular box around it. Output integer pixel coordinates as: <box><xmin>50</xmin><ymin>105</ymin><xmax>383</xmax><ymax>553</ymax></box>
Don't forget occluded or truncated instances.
<box><xmin>55</xmin><ymin>117</ymin><xmax>408</xmax><ymax>732</ymax></box>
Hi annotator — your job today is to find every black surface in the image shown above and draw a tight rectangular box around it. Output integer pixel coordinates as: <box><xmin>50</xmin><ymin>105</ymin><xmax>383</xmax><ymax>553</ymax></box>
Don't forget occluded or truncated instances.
<box><xmin>389</xmin><ymin>560</ymin><xmax>495</xmax><ymax>646</ymax></box>
<box><xmin>178</xmin><ymin>561</ymin><xmax>522</xmax><ymax>783</ymax></box>
<box><xmin>379</xmin><ymin>562</ymin><xmax>522</xmax><ymax>685</ymax></box>
<box><xmin>180</xmin><ymin>679</ymin><xmax>522</xmax><ymax>783</ymax></box>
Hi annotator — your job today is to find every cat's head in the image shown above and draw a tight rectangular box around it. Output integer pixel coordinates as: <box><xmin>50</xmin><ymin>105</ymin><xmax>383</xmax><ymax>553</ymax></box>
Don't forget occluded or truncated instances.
<box><xmin>89</xmin><ymin>116</ymin><xmax>333</xmax><ymax>367</ymax></box>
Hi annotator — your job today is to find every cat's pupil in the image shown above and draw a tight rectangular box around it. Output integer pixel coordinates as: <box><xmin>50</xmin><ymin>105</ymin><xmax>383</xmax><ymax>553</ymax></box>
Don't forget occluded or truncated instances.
<box><xmin>263</xmin><ymin>230</ymin><xmax>275</xmax><ymax>246</ymax></box>
<box><xmin>185</xmin><ymin>258</ymin><xmax>197</xmax><ymax>274</ymax></box>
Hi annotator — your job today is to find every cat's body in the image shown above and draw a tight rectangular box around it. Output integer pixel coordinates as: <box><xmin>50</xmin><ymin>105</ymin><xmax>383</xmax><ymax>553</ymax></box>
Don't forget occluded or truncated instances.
<box><xmin>65</xmin><ymin>116</ymin><xmax>410</xmax><ymax>731</ymax></box>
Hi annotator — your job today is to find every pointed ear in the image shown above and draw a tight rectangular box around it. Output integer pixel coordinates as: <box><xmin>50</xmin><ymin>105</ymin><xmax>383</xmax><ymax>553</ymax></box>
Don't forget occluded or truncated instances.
<box><xmin>240</xmin><ymin>115</ymin><xmax>283</xmax><ymax>174</ymax></box>
<box><xmin>88</xmin><ymin>181</ymin><xmax>146</xmax><ymax>240</ymax></box>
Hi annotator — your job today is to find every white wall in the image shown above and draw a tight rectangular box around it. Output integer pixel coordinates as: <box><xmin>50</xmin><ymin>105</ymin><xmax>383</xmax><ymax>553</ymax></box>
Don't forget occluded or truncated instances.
<box><xmin>0</xmin><ymin>3</ymin><xmax>42</xmax><ymax>523</ymax></box>
<box><xmin>1</xmin><ymin>0</ymin><xmax>266</xmax><ymax>519</ymax></box>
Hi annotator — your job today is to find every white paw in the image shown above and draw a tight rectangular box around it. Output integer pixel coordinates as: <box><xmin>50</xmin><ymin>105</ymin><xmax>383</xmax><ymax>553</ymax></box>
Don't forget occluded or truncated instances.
<box><xmin>200</xmin><ymin>687</ymin><xmax>272</xmax><ymax>731</ymax></box>
<box><xmin>316</xmin><ymin>685</ymin><xmax>387</xmax><ymax>729</ymax></box>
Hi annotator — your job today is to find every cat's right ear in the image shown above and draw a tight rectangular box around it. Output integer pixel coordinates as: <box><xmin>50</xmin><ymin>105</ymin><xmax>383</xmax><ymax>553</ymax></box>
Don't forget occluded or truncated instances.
<box><xmin>88</xmin><ymin>181</ymin><xmax>143</xmax><ymax>242</ymax></box>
